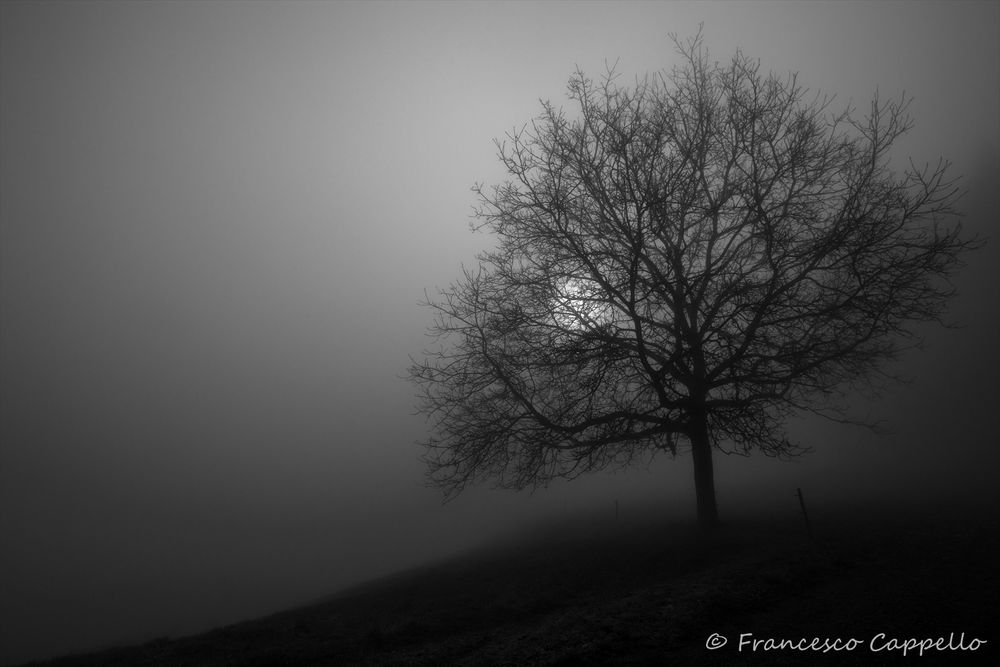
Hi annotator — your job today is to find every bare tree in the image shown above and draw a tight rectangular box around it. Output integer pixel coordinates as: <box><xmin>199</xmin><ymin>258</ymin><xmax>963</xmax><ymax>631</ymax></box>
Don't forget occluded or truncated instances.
<box><xmin>409</xmin><ymin>34</ymin><xmax>977</xmax><ymax>528</ymax></box>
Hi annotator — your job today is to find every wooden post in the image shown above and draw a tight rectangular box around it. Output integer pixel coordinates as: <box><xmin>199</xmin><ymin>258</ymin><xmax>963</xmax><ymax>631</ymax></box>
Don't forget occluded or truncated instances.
<box><xmin>796</xmin><ymin>487</ymin><xmax>813</xmax><ymax>539</ymax></box>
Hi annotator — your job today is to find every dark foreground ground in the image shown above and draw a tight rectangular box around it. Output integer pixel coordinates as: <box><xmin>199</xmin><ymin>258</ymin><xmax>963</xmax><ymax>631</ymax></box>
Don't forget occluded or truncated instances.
<box><xmin>23</xmin><ymin>501</ymin><xmax>999</xmax><ymax>666</ymax></box>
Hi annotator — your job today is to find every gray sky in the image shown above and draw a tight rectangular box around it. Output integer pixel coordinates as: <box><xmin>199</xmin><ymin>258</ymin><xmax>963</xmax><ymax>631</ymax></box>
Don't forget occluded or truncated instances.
<box><xmin>2</xmin><ymin>1</ymin><xmax>998</xmax><ymax>663</ymax></box>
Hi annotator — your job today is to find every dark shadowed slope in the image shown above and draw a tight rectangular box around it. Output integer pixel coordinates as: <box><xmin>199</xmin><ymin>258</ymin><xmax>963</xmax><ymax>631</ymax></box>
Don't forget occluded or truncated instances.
<box><xmin>21</xmin><ymin>501</ymin><xmax>999</xmax><ymax>666</ymax></box>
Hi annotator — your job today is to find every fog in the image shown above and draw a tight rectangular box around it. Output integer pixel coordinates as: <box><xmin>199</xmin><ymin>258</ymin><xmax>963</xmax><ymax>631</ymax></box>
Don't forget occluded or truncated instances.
<box><xmin>1</xmin><ymin>1</ymin><xmax>997</xmax><ymax>664</ymax></box>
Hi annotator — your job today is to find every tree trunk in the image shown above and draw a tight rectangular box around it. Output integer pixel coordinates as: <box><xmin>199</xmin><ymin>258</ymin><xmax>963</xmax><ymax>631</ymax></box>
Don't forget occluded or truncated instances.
<box><xmin>689</xmin><ymin>410</ymin><xmax>719</xmax><ymax>529</ymax></box>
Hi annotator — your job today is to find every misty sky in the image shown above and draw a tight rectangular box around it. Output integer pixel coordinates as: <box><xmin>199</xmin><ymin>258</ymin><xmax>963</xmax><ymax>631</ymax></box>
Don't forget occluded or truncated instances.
<box><xmin>2</xmin><ymin>1</ymin><xmax>998</xmax><ymax>664</ymax></box>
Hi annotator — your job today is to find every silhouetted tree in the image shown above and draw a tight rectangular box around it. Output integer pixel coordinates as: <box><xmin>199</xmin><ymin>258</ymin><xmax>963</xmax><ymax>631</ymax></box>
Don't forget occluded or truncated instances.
<box><xmin>409</xmin><ymin>34</ymin><xmax>976</xmax><ymax>528</ymax></box>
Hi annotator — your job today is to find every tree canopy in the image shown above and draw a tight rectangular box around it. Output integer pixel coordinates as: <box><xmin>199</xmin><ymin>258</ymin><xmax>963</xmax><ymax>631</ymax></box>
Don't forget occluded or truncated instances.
<box><xmin>409</xmin><ymin>34</ymin><xmax>976</xmax><ymax>526</ymax></box>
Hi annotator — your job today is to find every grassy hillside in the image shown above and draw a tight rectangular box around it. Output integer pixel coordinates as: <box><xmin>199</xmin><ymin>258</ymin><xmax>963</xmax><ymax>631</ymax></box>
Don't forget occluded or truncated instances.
<box><xmin>23</xmin><ymin>502</ymin><xmax>999</xmax><ymax>666</ymax></box>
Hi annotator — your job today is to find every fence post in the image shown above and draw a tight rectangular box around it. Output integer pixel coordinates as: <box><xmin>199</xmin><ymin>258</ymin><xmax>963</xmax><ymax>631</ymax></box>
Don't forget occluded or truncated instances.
<box><xmin>796</xmin><ymin>487</ymin><xmax>813</xmax><ymax>539</ymax></box>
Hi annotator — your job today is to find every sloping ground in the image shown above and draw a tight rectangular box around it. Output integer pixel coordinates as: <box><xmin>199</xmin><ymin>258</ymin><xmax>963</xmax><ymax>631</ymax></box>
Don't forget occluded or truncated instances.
<box><xmin>25</xmin><ymin>504</ymin><xmax>999</xmax><ymax>666</ymax></box>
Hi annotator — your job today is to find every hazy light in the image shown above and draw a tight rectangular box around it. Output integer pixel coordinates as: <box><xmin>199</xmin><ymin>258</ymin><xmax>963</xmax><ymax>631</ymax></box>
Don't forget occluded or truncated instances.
<box><xmin>553</xmin><ymin>276</ymin><xmax>617</xmax><ymax>330</ymax></box>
